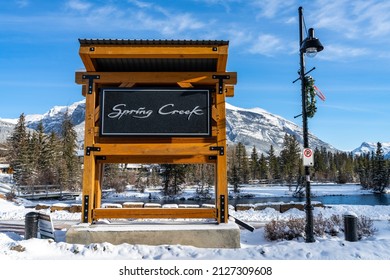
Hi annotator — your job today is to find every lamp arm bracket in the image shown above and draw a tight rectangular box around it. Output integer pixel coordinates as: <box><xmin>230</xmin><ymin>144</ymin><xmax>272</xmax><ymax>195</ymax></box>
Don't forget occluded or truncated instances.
<box><xmin>292</xmin><ymin>67</ymin><xmax>316</xmax><ymax>83</ymax></box>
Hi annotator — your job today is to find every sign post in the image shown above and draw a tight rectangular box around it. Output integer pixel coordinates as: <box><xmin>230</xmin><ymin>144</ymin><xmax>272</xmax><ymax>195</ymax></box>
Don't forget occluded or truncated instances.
<box><xmin>76</xmin><ymin>39</ymin><xmax>237</xmax><ymax>224</ymax></box>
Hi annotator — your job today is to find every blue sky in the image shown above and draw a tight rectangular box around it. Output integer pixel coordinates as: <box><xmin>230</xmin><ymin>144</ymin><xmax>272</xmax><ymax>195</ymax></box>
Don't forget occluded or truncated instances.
<box><xmin>1</xmin><ymin>0</ymin><xmax>390</xmax><ymax>151</ymax></box>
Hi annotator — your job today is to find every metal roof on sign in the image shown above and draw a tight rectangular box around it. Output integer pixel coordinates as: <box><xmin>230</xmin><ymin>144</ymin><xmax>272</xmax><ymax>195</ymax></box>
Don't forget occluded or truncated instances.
<box><xmin>78</xmin><ymin>39</ymin><xmax>229</xmax><ymax>72</ymax></box>
<box><xmin>78</xmin><ymin>39</ymin><xmax>229</xmax><ymax>46</ymax></box>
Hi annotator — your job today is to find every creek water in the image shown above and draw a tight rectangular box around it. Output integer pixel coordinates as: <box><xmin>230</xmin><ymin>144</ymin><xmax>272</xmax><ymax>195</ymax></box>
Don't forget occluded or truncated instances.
<box><xmin>99</xmin><ymin>193</ymin><xmax>390</xmax><ymax>207</ymax></box>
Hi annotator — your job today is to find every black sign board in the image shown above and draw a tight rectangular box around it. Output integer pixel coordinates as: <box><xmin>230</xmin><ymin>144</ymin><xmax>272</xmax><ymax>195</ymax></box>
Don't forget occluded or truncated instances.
<box><xmin>100</xmin><ymin>88</ymin><xmax>211</xmax><ymax>136</ymax></box>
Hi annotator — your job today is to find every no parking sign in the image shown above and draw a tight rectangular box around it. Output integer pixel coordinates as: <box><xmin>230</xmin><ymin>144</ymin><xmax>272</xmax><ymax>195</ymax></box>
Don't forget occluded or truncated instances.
<box><xmin>303</xmin><ymin>148</ymin><xmax>314</xmax><ymax>166</ymax></box>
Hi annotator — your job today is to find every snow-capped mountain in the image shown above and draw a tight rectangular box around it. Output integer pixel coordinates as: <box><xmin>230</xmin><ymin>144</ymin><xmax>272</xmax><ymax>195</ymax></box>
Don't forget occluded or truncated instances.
<box><xmin>0</xmin><ymin>100</ymin><xmax>338</xmax><ymax>155</ymax></box>
<box><xmin>225</xmin><ymin>103</ymin><xmax>336</xmax><ymax>154</ymax></box>
<box><xmin>25</xmin><ymin>100</ymin><xmax>86</xmax><ymax>136</ymax></box>
<box><xmin>352</xmin><ymin>142</ymin><xmax>390</xmax><ymax>159</ymax></box>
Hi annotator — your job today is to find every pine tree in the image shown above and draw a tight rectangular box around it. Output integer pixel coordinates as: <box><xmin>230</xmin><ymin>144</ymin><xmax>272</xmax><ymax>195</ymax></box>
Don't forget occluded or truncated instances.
<box><xmin>6</xmin><ymin>113</ymin><xmax>30</xmax><ymax>185</ymax></box>
<box><xmin>235</xmin><ymin>142</ymin><xmax>249</xmax><ymax>184</ymax></box>
<box><xmin>195</xmin><ymin>164</ymin><xmax>213</xmax><ymax>198</ymax></box>
<box><xmin>103</xmin><ymin>164</ymin><xmax>127</xmax><ymax>193</ymax></box>
<box><xmin>268</xmin><ymin>145</ymin><xmax>280</xmax><ymax>183</ymax></box>
<box><xmin>249</xmin><ymin>146</ymin><xmax>260</xmax><ymax>181</ymax></box>
<box><xmin>149</xmin><ymin>165</ymin><xmax>161</xmax><ymax>187</ymax></box>
<box><xmin>230</xmin><ymin>165</ymin><xmax>240</xmax><ymax>193</ymax></box>
<box><xmin>161</xmin><ymin>164</ymin><xmax>186</xmax><ymax>195</ymax></box>
<box><xmin>258</xmin><ymin>153</ymin><xmax>269</xmax><ymax>181</ymax></box>
<box><xmin>279</xmin><ymin>134</ymin><xmax>301</xmax><ymax>190</ymax></box>
<box><xmin>372</xmin><ymin>142</ymin><xmax>389</xmax><ymax>193</ymax></box>
<box><xmin>134</xmin><ymin>168</ymin><xmax>146</xmax><ymax>193</ymax></box>
<box><xmin>59</xmin><ymin>111</ymin><xmax>81</xmax><ymax>191</ymax></box>
<box><xmin>357</xmin><ymin>153</ymin><xmax>371</xmax><ymax>189</ymax></box>
<box><xmin>45</xmin><ymin>131</ymin><xmax>61</xmax><ymax>185</ymax></box>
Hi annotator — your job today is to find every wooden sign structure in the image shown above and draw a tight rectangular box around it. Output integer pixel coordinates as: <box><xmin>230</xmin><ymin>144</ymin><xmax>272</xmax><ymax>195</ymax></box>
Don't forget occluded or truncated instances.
<box><xmin>76</xmin><ymin>39</ymin><xmax>237</xmax><ymax>224</ymax></box>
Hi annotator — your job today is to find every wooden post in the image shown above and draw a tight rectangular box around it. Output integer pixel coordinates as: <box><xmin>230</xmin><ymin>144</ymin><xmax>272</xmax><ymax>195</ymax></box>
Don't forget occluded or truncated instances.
<box><xmin>94</xmin><ymin>163</ymin><xmax>104</xmax><ymax>209</ymax></box>
<box><xmin>216</xmin><ymin>83</ymin><xmax>228</xmax><ymax>223</ymax></box>
<box><xmin>81</xmin><ymin>82</ymin><xmax>97</xmax><ymax>223</ymax></box>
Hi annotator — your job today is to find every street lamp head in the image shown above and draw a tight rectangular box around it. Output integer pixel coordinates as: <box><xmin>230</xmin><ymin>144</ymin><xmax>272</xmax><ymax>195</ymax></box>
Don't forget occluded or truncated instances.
<box><xmin>300</xmin><ymin>28</ymin><xmax>324</xmax><ymax>57</ymax></box>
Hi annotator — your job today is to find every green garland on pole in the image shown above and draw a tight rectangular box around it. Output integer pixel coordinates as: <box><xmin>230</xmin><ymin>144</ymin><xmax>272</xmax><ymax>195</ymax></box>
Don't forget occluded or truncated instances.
<box><xmin>305</xmin><ymin>76</ymin><xmax>317</xmax><ymax>118</ymax></box>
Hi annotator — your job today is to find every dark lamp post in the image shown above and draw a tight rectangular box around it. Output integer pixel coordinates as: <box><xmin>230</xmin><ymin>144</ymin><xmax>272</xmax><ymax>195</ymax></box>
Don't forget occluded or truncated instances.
<box><xmin>298</xmin><ymin>6</ymin><xmax>324</xmax><ymax>243</ymax></box>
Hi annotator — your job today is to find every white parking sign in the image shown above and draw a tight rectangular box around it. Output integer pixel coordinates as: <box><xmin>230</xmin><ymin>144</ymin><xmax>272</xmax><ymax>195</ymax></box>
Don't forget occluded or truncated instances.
<box><xmin>303</xmin><ymin>148</ymin><xmax>314</xmax><ymax>166</ymax></box>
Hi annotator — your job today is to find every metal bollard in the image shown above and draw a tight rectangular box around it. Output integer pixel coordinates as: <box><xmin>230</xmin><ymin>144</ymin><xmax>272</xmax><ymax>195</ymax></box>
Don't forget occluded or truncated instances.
<box><xmin>344</xmin><ymin>214</ymin><xmax>358</xmax><ymax>242</ymax></box>
<box><xmin>25</xmin><ymin>212</ymin><xmax>39</xmax><ymax>239</ymax></box>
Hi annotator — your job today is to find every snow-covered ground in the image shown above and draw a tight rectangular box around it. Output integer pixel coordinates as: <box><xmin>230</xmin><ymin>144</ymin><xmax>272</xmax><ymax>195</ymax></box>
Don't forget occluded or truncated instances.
<box><xmin>0</xmin><ymin>184</ymin><xmax>389</xmax><ymax>261</ymax></box>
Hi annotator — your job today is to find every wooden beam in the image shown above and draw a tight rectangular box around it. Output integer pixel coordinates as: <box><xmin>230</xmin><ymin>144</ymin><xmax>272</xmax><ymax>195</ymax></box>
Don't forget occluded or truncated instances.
<box><xmin>97</xmin><ymin>155</ymin><xmax>217</xmax><ymax>164</ymax></box>
<box><xmin>79</xmin><ymin>46</ymin><xmax>222</xmax><ymax>58</ymax></box>
<box><xmin>79</xmin><ymin>53</ymin><xmax>96</xmax><ymax>71</ymax></box>
<box><xmin>216</xmin><ymin>45</ymin><xmax>229</xmax><ymax>72</ymax></box>
<box><xmin>96</xmin><ymin>135</ymin><xmax>218</xmax><ymax>144</ymax></box>
<box><xmin>225</xmin><ymin>85</ymin><xmax>234</xmax><ymax>97</ymax></box>
<box><xmin>88</xmin><ymin>143</ymin><xmax>220</xmax><ymax>156</ymax></box>
<box><xmin>75</xmin><ymin>71</ymin><xmax>237</xmax><ymax>86</ymax></box>
<box><xmin>93</xmin><ymin>208</ymin><xmax>216</xmax><ymax>220</ymax></box>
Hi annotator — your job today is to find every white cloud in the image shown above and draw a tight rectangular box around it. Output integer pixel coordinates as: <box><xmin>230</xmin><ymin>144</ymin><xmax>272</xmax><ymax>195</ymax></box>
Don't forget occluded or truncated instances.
<box><xmin>318</xmin><ymin>44</ymin><xmax>369</xmax><ymax>61</ymax></box>
<box><xmin>314</xmin><ymin>0</ymin><xmax>390</xmax><ymax>39</ymax></box>
<box><xmin>127</xmin><ymin>0</ymin><xmax>152</xmax><ymax>9</ymax></box>
<box><xmin>248</xmin><ymin>34</ymin><xmax>284</xmax><ymax>56</ymax></box>
<box><xmin>65</xmin><ymin>0</ymin><xmax>92</xmax><ymax>12</ymax></box>
<box><xmin>15</xmin><ymin>0</ymin><xmax>29</xmax><ymax>8</ymax></box>
<box><xmin>251</xmin><ymin>0</ymin><xmax>296</xmax><ymax>19</ymax></box>
<box><xmin>133</xmin><ymin>11</ymin><xmax>205</xmax><ymax>36</ymax></box>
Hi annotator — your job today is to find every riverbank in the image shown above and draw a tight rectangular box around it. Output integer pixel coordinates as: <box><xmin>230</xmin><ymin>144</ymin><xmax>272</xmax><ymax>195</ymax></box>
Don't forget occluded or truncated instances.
<box><xmin>1</xmin><ymin>195</ymin><xmax>390</xmax><ymax>261</ymax></box>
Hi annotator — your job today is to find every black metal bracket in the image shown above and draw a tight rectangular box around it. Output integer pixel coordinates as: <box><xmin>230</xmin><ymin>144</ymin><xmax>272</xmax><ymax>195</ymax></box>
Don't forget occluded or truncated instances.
<box><xmin>210</xmin><ymin>146</ymin><xmax>224</xmax><ymax>156</ymax></box>
<box><xmin>208</xmin><ymin>155</ymin><xmax>217</xmax><ymax>160</ymax></box>
<box><xmin>85</xmin><ymin>146</ymin><xmax>101</xmax><ymax>156</ymax></box>
<box><xmin>96</xmin><ymin>156</ymin><xmax>107</xmax><ymax>160</ymax></box>
<box><xmin>213</xmin><ymin>75</ymin><xmax>230</xmax><ymax>94</ymax></box>
<box><xmin>83</xmin><ymin>195</ymin><xmax>89</xmax><ymax>223</ymax></box>
<box><xmin>220</xmin><ymin>195</ymin><xmax>226</xmax><ymax>222</ymax></box>
<box><xmin>82</xmin><ymin>74</ymin><xmax>100</xmax><ymax>94</ymax></box>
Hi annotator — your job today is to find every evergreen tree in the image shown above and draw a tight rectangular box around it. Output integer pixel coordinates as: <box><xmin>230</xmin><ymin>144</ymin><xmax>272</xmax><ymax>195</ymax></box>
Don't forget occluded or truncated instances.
<box><xmin>279</xmin><ymin>134</ymin><xmax>301</xmax><ymax>190</ymax></box>
<box><xmin>59</xmin><ymin>112</ymin><xmax>81</xmax><ymax>191</ymax></box>
<box><xmin>230</xmin><ymin>164</ymin><xmax>240</xmax><ymax>193</ymax></box>
<box><xmin>249</xmin><ymin>146</ymin><xmax>260</xmax><ymax>181</ymax></box>
<box><xmin>267</xmin><ymin>145</ymin><xmax>280</xmax><ymax>183</ymax></box>
<box><xmin>195</xmin><ymin>164</ymin><xmax>214</xmax><ymax>198</ymax></box>
<box><xmin>258</xmin><ymin>153</ymin><xmax>269</xmax><ymax>181</ymax></box>
<box><xmin>44</xmin><ymin>132</ymin><xmax>61</xmax><ymax>185</ymax></box>
<box><xmin>103</xmin><ymin>164</ymin><xmax>127</xmax><ymax>193</ymax></box>
<box><xmin>148</xmin><ymin>165</ymin><xmax>161</xmax><ymax>187</ymax></box>
<box><xmin>357</xmin><ymin>153</ymin><xmax>371</xmax><ymax>189</ymax></box>
<box><xmin>372</xmin><ymin>142</ymin><xmax>389</xmax><ymax>193</ymax></box>
<box><xmin>6</xmin><ymin>113</ymin><xmax>30</xmax><ymax>185</ymax></box>
<box><xmin>26</xmin><ymin>131</ymin><xmax>39</xmax><ymax>185</ymax></box>
<box><xmin>135</xmin><ymin>167</ymin><xmax>148</xmax><ymax>193</ymax></box>
<box><xmin>161</xmin><ymin>164</ymin><xmax>186</xmax><ymax>195</ymax></box>
<box><xmin>236</xmin><ymin>142</ymin><xmax>250</xmax><ymax>184</ymax></box>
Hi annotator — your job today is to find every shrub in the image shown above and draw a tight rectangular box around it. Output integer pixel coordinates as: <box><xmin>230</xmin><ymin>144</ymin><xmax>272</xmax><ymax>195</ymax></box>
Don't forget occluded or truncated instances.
<box><xmin>264</xmin><ymin>214</ymin><xmax>376</xmax><ymax>241</ymax></box>
<box><xmin>357</xmin><ymin>215</ymin><xmax>377</xmax><ymax>239</ymax></box>
<box><xmin>264</xmin><ymin>217</ymin><xmax>305</xmax><ymax>241</ymax></box>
